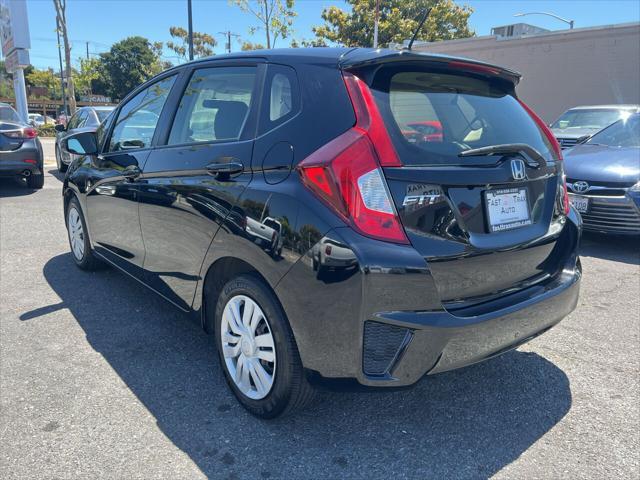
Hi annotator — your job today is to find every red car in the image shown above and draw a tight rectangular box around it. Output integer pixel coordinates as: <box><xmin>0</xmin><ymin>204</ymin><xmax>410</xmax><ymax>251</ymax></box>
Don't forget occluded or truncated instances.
<box><xmin>402</xmin><ymin>120</ymin><xmax>443</xmax><ymax>143</ymax></box>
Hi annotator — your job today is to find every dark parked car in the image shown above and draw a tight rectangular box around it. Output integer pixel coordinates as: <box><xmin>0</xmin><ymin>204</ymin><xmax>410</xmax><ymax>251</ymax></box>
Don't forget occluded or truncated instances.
<box><xmin>0</xmin><ymin>102</ymin><xmax>44</xmax><ymax>189</ymax></box>
<box><xmin>55</xmin><ymin>106</ymin><xmax>114</xmax><ymax>172</ymax></box>
<box><xmin>60</xmin><ymin>48</ymin><xmax>582</xmax><ymax>418</ymax></box>
<box><xmin>565</xmin><ymin>113</ymin><xmax>640</xmax><ymax>234</ymax></box>
<box><xmin>550</xmin><ymin>104</ymin><xmax>639</xmax><ymax>149</ymax></box>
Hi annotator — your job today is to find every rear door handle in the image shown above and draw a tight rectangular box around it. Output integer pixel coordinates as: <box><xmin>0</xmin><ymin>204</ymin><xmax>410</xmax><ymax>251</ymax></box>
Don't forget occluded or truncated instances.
<box><xmin>206</xmin><ymin>158</ymin><xmax>244</xmax><ymax>176</ymax></box>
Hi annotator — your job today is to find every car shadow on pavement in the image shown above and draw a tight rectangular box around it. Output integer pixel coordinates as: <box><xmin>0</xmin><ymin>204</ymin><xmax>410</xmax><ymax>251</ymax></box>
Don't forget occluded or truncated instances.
<box><xmin>0</xmin><ymin>177</ymin><xmax>37</xmax><ymax>196</ymax></box>
<box><xmin>27</xmin><ymin>253</ymin><xmax>573</xmax><ymax>479</ymax></box>
<box><xmin>579</xmin><ymin>232</ymin><xmax>639</xmax><ymax>266</ymax></box>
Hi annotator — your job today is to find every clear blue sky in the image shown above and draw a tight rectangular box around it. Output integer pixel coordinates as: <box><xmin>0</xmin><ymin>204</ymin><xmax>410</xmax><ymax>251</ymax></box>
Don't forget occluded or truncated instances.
<box><xmin>20</xmin><ymin>0</ymin><xmax>640</xmax><ymax>69</ymax></box>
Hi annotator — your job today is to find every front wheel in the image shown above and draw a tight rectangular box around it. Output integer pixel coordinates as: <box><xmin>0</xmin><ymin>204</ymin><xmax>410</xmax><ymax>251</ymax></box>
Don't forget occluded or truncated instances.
<box><xmin>214</xmin><ymin>274</ymin><xmax>314</xmax><ymax>418</ymax></box>
<box><xmin>66</xmin><ymin>196</ymin><xmax>102</xmax><ymax>271</ymax></box>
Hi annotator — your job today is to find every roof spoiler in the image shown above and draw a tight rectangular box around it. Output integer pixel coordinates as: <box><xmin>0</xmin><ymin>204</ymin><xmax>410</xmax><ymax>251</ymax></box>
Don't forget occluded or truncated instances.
<box><xmin>339</xmin><ymin>49</ymin><xmax>521</xmax><ymax>86</ymax></box>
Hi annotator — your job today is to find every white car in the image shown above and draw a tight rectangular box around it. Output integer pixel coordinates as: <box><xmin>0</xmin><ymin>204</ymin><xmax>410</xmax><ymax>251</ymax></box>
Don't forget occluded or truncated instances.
<box><xmin>245</xmin><ymin>216</ymin><xmax>283</xmax><ymax>256</ymax></box>
<box><xmin>28</xmin><ymin>113</ymin><xmax>55</xmax><ymax>127</ymax></box>
<box><xmin>312</xmin><ymin>236</ymin><xmax>357</xmax><ymax>274</ymax></box>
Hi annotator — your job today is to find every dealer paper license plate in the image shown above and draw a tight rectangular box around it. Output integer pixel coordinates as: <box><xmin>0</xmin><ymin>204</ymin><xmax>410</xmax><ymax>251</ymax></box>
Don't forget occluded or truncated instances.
<box><xmin>485</xmin><ymin>187</ymin><xmax>532</xmax><ymax>232</ymax></box>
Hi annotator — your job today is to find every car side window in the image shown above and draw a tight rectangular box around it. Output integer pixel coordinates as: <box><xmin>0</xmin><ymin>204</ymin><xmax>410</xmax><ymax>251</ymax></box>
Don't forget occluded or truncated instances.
<box><xmin>107</xmin><ymin>75</ymin><xmax>177</xmax><ymax>152</ymax></box>
<box><xmin>66</xmin><ymin>111</ymin><xmax>81</xmax><ymax>130</ymax></box>
<box><xmin>259</xmin><ymin>65</ymin><xmax>299</xmax><ymax>135</ymax></box>
<box><xmin>168</xmin><ymin>66</ymin><xmax>257</xmax><ymax>145</ymax></box>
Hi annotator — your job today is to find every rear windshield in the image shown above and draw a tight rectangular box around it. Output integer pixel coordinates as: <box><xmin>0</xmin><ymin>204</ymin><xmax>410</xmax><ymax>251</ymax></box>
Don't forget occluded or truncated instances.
<box><xmin>372</xmin><ymin>68</ymin><xmax>555</xmax><ymax>166</ymax></box>
<box><xmin>0</xmin><ymin>106</ymin><xmax>20</xmax><ymax>123</ymax></box>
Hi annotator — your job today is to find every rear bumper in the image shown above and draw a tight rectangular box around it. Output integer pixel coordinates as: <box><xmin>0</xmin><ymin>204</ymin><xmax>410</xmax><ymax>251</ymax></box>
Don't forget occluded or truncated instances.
<box><xmin>0</xmin><ymin>140</ymin><xmax>43</xmax><ymax>176</ymax></box>
<box><xmin>277</xmin><ymin>210</ymin><xmax>582</xmax><ymax>390</ymax></box>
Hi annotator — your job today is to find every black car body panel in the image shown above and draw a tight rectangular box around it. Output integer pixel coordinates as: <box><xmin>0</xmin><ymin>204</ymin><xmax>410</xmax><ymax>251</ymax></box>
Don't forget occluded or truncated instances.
<box><xmin>63</xmin><ymin>48</ymin><xmax>581</xmax><ymax>391</ymax></box>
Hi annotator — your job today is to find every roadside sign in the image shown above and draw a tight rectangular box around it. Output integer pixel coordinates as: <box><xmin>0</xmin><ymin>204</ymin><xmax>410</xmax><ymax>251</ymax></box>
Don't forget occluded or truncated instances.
<box><xmin>4</xmin><ymin>47</ymin><xmax>29</xmax><ymax>73</ymax></box>
<box><xmin>0</xmin><ymin>0</ymin><xmax>31</xmax><ymax>56</ymax></box>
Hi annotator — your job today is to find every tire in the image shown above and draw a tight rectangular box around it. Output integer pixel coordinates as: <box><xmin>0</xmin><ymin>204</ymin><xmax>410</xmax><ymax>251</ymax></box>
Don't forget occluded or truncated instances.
<box><xmin>27</xmin><ymin>172</ymin><xmax>44</xmax><ymax>189</ymax></box>
<box><xmin>214</xmin><ymin>274</ymin><xmax>314</xmax><ymax>419</ymax></box>
<box><xmin>56</xmin><ymin>145</ymin><xmax>68</xmax><ymax>173</ymax></box>
<box><xmin>65</xmin><ymin>196</ymin><xmax>102</xmax><ymax>271</ymax></box>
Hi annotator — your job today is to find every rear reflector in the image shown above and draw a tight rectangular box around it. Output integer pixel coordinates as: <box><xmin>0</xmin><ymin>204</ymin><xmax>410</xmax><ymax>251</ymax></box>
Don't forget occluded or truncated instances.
<box><xmin>23</xmin><ymin>159</ymin><xmax>37</xmax><ymax>165</ymax></box>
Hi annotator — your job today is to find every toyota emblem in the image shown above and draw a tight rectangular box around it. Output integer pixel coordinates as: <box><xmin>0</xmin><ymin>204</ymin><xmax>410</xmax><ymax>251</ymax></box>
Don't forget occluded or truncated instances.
<box><xmin>572</xmin><ymin>181</ymin><xmax>590</xmax><ymax>193</ymax></box>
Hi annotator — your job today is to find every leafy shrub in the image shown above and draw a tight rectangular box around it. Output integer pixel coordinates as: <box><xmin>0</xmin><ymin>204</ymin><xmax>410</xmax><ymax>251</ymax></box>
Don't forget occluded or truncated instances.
<box><xmin>37</xmin><ymin>124</ymin><xmax>57</xmax><ymax>137</ymax></box>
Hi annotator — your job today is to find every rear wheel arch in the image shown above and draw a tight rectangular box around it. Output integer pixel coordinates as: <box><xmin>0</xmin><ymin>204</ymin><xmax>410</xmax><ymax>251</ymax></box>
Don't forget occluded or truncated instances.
<box><xmin>202</xmin><ymin>257</ymin><xmax>282</xmax><ymax>335</ymax></box>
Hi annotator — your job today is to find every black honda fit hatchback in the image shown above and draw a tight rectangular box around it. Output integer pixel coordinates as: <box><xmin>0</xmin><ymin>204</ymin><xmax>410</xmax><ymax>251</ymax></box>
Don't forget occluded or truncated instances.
<box><xmin>60</xmin><ymin>48</ymin><xmax>582</xmax><ymax>418</ymax></box>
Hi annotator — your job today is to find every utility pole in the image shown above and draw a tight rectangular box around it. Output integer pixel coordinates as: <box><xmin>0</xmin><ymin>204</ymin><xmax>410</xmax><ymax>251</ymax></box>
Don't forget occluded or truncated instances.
<box><xmin>56</xmin><ymin>16</ymin><xmax>68</xmax><ymax>117</ymax></box>
<box><xmin>187</xmin><ymin>0</ymin><xmax>194</xmax><ymax>60</ymax></box>
<box><xmin>218</xmin><ymin>31</ymin><xmax>241</xmax><ymax>53</ymax></box>
<box><xmin>86</xmin><ymin>41</ymin><xmax>89</xmax><ymax>59</ymax></box>
<box><xmin>373</xmin><ymin>0</ymin><xmax>380</xmax><ymax>48</ymax></box>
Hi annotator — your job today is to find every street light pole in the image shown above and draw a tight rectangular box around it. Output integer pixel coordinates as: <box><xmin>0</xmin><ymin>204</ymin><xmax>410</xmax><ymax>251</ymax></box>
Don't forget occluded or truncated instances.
<box><xmin>514</xmin><ymin>12</ymin><xmax>574</xmax><ymax>29</ymax></box>
<box><xmin>187</xmin><ymin>0</ymin><xmax>194</xmax><ymax>60</ymax></box>
<box><xmin>373</xmin><ymin>0</ymin><xmax>380</xmax><ymax>48</ymax></box>
<box><xmin>55</xmin><ymin>15</ymin><xmax>68</xmax><ymax>117</ymax></box>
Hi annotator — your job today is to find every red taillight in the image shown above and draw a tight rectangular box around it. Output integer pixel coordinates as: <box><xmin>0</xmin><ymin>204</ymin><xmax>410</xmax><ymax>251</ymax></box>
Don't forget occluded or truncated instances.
<box><xmin>23</xmin><ymin>159</ymin><xmax>37</xmax><ymax>165</ymax></box>
<box><xmin>23</xmin><ymin>127</ymin><xmax>38</xmax><ymax>138</ymax></box>
<box><xmin>4</xmin><ymin>127</ymin><xmax>37</xmax><ymax>139</ymax></box>
<box><xmin>342</xmin><ymin>72</ymin><xmax>401</xmax><ymax>167</ymax></box>
<box><xmin>518</xmin><ymin>99</ymin><xmax>562</xmax><ymax>161</ymax></box>
<box><xmin>518</xmin><ymin>99</ymin><xmax>568</xmax><ymax>214</ymax></box>
<box><xmin>299</xmin><ymin>129</ymin><xmax>408</xmax><ymax>244</ymax></box>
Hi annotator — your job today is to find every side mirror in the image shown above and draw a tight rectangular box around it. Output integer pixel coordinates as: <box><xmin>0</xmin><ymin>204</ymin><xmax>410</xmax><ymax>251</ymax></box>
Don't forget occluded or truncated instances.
<box><xmin>62</xmin><ymin>131</ymin><xmax>98</xmax><ymax>156</ymax></box>
<box><xmin>54</xmin><ymin>124</ymin><xmax>66</xmax><ymax>132</ymax></box>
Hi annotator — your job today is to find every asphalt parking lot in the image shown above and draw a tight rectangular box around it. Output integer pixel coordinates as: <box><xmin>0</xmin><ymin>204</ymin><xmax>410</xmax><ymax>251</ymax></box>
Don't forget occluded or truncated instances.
<box><xmin>1</xmin><ymin>167</ymin><xmax>638</xmax><ymax>479</ymax></box>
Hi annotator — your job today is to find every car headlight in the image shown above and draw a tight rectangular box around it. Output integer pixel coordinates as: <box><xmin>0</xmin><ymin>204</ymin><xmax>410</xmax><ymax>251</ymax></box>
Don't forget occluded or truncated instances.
<box><xmin>630</xmin><ymin>181</ymin><xmax>640</xmax><ymax>192</ymax></box>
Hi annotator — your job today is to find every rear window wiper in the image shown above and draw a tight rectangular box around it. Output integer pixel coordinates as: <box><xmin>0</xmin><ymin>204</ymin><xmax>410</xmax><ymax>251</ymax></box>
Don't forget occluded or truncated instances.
<box><xmin>458</xmin><ymin>143</ymin><xmax>547</xmax><ymax>167</ymax></box>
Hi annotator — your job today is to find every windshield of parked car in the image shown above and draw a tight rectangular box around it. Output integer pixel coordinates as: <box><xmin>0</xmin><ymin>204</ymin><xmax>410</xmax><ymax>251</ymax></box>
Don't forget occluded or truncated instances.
<box><xmin>551</xmin><ymin>109</ymin><xmax>632</xmax><ymax>130</ymax></box>
<box><xmin>586</xmin><ymin>114</ymin><xmax>640</xmax><ymax>148</ymax></box>
<box><xmin>0</xmin><ymin>106</ymin><xmax>21</xmax><ymax>123</ymax></box>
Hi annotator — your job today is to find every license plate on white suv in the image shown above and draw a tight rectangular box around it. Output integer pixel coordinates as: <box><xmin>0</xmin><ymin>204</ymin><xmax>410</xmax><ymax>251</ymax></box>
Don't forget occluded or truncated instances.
<box><xmin>485</xmin><ymin>187</ymin><xmax>532</xmax><ymax>233</ymax></box>
<box><xmin>569</xmin><ymin>194</ymin><xmax>589</xmax><ymax>213</ymax></box>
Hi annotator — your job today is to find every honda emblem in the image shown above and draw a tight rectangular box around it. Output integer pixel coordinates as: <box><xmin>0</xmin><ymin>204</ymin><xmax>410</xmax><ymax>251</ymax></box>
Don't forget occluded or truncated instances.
<box><xmin>511</xmin><ymin>159</ymin><xmax>527</xmax><ymax>180</ymax></box>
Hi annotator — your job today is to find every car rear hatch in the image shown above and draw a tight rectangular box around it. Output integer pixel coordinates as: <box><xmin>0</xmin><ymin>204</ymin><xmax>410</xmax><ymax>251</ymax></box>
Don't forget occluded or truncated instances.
<box><xmin>341</xmin><ymin>51</ymin><xmax>569</xmax><ymax>309</ymax></box>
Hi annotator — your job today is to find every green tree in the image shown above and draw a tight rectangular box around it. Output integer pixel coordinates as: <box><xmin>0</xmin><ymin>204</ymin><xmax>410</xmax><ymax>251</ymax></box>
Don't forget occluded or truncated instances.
<box><xmin>166</xmin><ymin>26</ymin><xmax>217</xmax><ymax>60</ymax></box>
<box><xmin>0</xmin><ymin>61</ymin><xmax>15</xmax><ymax>99</ymax></box>
<box><xmin>313</xmin><ymin>0</ymin><xmax>474</xmax><ymax>48</ymax></box>
<box><xmin>230</xmin><ymin>0</ymin><xmax>296</xmax><ymax>48</ymax></box>
<box><xmin>240</xmin><ymin>41</ymin><xmax>266</xmax><ymax>51</ymax></box>
<box><xmin>74</xmin><ymin>58</ymin><xmax>103</xmax><ymax>97</ymax></box>
<box><xmin>25</xmin><ymin>67</ymin><xmax>60</xmax><ymax>98</ymax></box>
<box><xmin>99</xmin><ymin>36</ymin><xmax>164</xmax><ymax>101</ymax></box>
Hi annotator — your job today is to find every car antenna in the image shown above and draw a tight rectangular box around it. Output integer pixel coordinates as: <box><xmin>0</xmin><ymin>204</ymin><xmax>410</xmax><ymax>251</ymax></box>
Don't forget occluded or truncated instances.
<box><xmin>405</xmin><ymin>7</ymin><xmax>432</xmax><ymax>51</ymax></box>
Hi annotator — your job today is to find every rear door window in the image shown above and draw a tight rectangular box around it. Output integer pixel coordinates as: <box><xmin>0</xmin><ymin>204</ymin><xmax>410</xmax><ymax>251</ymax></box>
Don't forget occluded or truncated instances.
<box><xmin>168</xmin><ymin>66</ymin><xmax>256</xmax><ymax>145</ymax></box>
<box><xmin>258</xmin><ymin>65</ymin><xmax>299</xmax><ymax>135</ymax></box>
<box><xmin>373</xmin><ymin>69</ymin><xmax>554</xmax><ymax>165</ymax></box>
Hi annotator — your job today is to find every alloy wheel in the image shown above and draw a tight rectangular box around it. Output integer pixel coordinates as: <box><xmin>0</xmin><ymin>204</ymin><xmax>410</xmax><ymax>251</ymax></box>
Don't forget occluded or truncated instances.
<box><xmin>221</xmin><ymin>295</ymin><xmax>276</xmax><ymax>400</ymax></box>
<box><xmin>67</xmin><ymin>207</ymin><xmax>85</xmax><ymax>261</ymax></box>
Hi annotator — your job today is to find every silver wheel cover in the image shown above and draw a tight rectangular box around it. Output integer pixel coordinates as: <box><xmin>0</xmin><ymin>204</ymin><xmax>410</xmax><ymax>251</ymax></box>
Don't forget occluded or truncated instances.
<box><xmin>221</xmin><ymin>295</ymin><xmax>276</xmax><ymax>400</ymax></box>
<box><xmin>68</xmin><ymin>207</ymin><xmax>85</xmax><ymax>261</ymax></box>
